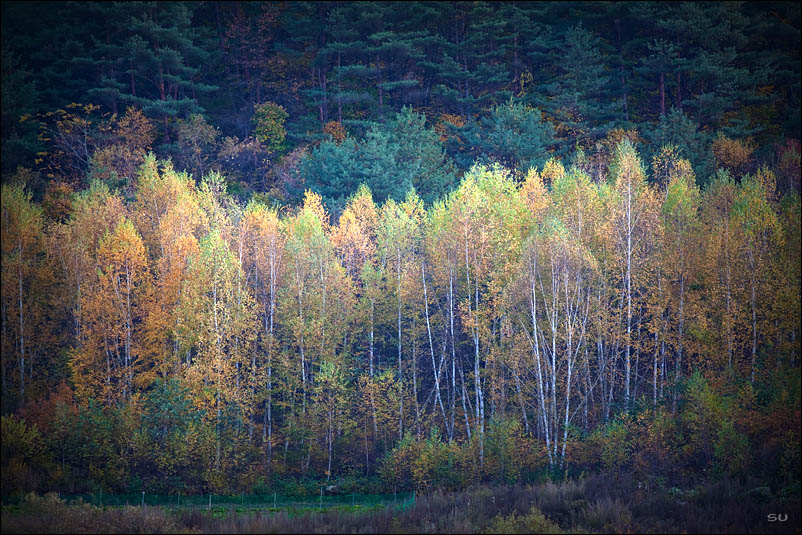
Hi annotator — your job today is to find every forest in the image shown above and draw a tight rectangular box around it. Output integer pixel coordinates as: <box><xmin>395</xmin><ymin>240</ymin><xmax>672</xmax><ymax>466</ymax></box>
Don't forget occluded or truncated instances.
<box><xmin>1</xmin><ymin>2</ymin><xmax>800</xmax><ymax>531</ymax></box>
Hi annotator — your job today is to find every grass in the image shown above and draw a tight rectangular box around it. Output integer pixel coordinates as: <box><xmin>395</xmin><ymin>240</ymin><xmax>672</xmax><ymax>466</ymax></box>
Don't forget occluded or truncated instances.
<box><xmin>2</xmin><ymin>475</ymin><xmax>800</xmax><ymax>534</ymax></box>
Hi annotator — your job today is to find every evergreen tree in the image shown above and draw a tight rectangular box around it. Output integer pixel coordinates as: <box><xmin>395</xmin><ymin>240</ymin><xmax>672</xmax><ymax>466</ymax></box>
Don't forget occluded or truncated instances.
<box><xmin>87</xmin><ymin>2</ymin><xmax>218</xmax><ymax>123</ymax></box>
<box><xmin>645</xmin><ymin>108</ymin><xmax>713</xmax><ymax>186</ymax></box>
<box><xmin>300</xmin><ymin>108</ymin><xmax>455</xmax><ymax>212</ymax></box>
<box><xmin>455</xmin><ymin>98</ymin><xmax>555</xmax><ymax>175</ymax></box>
<box><xmin>538</xmin><ymin>23</ymin><xmax>624</xmax><ymax>151</ymax></box>
<box><xmin>0</xmin><ymin>47</ymin><xmax>41</xmax><ymax>174</ymax></box>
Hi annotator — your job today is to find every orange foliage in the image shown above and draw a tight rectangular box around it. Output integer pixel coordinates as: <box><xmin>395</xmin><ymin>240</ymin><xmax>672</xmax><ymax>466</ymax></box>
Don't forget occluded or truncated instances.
<box><xmin>435</xmin><ymin>113</ymin><xmax>465</xmax><ymax>143</ymax></box>
<box><xmin>42</xmin><ymin>181</ymin><xmax>74</xmax><ymax>223</ymax></box>
<box><xmin>19</xmin><ymin>381</ymin><xmax>76</xmax><ymax>434</ymax></box>
<box><xmin>712</xmin><ymin>135</ymin><xmax>754</xmax><ymax>177</ymax></box>
<box><xmin>323</xmin><ymin>121</ymin><xmax>347</xmax><ymax>143</ymax></box>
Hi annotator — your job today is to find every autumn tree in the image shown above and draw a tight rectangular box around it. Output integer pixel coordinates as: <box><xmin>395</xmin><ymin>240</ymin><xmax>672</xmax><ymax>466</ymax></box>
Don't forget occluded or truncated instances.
<box><xmin>176</xmin><ymin>228</ymin><xmax>257</xmax><ymax>481</ymax></box>
<box><xmin>607</xmin><ymin>140</ymin><xmax>659</xmax><ymax>411</ymax></box>
<box><xmin>241</xmin><ymin>201</ymin><xmax>285</xmax><ymax>463</ymax></box>
<box><xmin>1</xmin><ymin>184</ymin><xmax>45</xmax><ymax>409</ymax></box>
<box><xmin>660</xmin><ymin>158</ymin><xmax>699</xmax><ymax>405</ymax></box>
<box><xmin>71</xmin><ymin>218</ymin><xmax>149</xmax><ymax>403</ymax></box>
<box><xmin>731</xmin><ymin>170</ymin><xmax>782</xmax><ymax>382</ymax></box>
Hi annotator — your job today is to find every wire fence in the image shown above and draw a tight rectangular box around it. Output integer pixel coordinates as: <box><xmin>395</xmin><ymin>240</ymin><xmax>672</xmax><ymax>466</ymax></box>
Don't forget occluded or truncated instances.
<box><xmin>2</xmin><ymin>490</ymin><xmax>416</xmax><ymax>512</ymax></box>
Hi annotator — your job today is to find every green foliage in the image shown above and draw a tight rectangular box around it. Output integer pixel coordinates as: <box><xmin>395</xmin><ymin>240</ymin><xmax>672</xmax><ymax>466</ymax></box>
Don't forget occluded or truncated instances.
<box><xmin>300</xmin><ymin>108</ymin><xmax>455</xmax><ymax>212</ymax></box>
<box><xmin>297</xmin><ymin>136</ymin><xmax>363</xmax><ymax>212</ymax></box>
<box><xmin>379</xmin><ymin>432</ymin><xmax>419</xmax><ymax>491</ymax></box>
<box><xmin>130</xmin><ymin>379</ymin><xmax>210</xmax><ymax>493</ymax></box>
<box><xmin>1</xmin><ymin>415</ymin><xmax>50</xmax><ymax>495</ymax></box>
<box><xmin>412</xmin><ymin>429</ymin><xmax>469</xmax><ymax>491</ymax></box>
<box><xmin>380</xmin><ymin>430</ymin><xmax>471</xmax><ymax>492</ymax></box>
<box><xmin>487</xmin><ymin>506</ymin><xmax>563</xmax><ymax>534</ymax></box>
<box><xmin>537</xmin><ymin>23</ymin><xmax>624</xmax><ymax>148</ymax></box>
<box><xmin>458</xmin><ymin>98</ymin><xmax>555</xmax><ymax>175</ymax></box>
<box><xmin>590</xmin><ymin>418</ymin><xmax>632</xmax><ymax>475</ymax></box>
<box><xmin>645</xmin><ymin>109</ymin><xmax>713</xmax><ymax>185</ymax></box>
<box><xmin>483</xmin><ymin>417</ymin><xmax>528</xmax><ymax>484</ymax></box>
<box><xmin>714</xmin><ymin>419</ymin><xmax>750</xmax><ymax>479</ymax></box>
<box><xmin>1</xmin><ymin>46</ymin><xmax>41</xmax><ymax>174</ymax></box>
<box><xmin>252</xmin><ymin>102</ymin><xmax>289</xmax><ymax>154</ymax></box>
<box><xmin>680</xmin><ymin>372</ymin><xmax>727</xmax><ymax>471</ymax></box>
<box><xmin>38</xmin><ymin>400</ymin><xmax>131</xmax><ymax>493</ymax></box>
<box><xmin>89</xmin><ymin>3</ymin><xmax>215</xmax><ymax>121</ymax></box>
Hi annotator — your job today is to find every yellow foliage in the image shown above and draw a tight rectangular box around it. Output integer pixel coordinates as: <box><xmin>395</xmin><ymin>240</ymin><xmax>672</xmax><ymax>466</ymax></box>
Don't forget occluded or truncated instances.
<box><xmin>712</xmin><ymin>135</ymin><xmax>754</xmax><ymax>177</ymax></box>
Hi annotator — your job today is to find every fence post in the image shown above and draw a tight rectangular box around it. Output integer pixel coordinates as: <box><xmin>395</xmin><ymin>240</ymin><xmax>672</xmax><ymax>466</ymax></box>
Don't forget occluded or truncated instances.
<box><xmin>319</xmin><ymin>487</ymin><xmax>323</xmax><ymax>510</ymax></box>
<box><xmin>209</xmin><ymin>493</ymin><xmax>212</xmax><ymax>510</ymax></box>
<box><xmin>141</xmin><ymin>491</ymin><xmax>145</xmax><ymax>507</ymax></box>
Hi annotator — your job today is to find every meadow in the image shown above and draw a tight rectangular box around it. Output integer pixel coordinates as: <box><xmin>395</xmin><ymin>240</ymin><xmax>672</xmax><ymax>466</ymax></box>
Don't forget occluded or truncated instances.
<box><xmin>2</xmin><ymin>474</ymin><xmax>799</xmax><ymax>534</ymax></box>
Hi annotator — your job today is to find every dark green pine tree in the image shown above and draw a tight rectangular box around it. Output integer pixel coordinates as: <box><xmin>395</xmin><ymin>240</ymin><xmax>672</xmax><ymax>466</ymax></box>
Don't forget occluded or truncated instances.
<box><xmin>357</xmin><ymin>2</ymin><xmax>428</xmax><ymax>122</ymax></box>
<box><xmin>384</xmin><ymin>1</ymin><xmax>444</xmax><ymax>109</ymax></box>
<box><xmin>1</xmin><ymin>1</ymin><xmax>105</xmax><ymax>109</ymax></box>
<box><xmin>368</xmin><ymin>29</ymin><xmax>426</xmax><ymax>121</ymax></box>
<box><xmin>652</xmin><ymin>2</ymin><xmax>761</xmax><ymax>137</ymax></box>
<box><xmin>280</xmin><ymin>1</ymin><xmax>336</xmax><ymax>137</ymax></box>
<box><xmin>452</xmin><ymin>98</ymin><xmax>555</xmax><ymax>175</ymax></box>
<box><xmin>87</xmin><ymin>2</ymin><xmax>218</xmax><ymax>127</ymax></box>
<box><xmin>634</xmin><ymin>39</ymin><xmax>685</xmax><ymax>121</ymax></box>
<box><xmin>496</xmin><ymin>2</ymin><xmax>551</xmax><ymax>99</ymax></box>
<box><xmin>373</xmin><ymin>106</ymin><xmax>456</xmax><ymax>205</ymax></box>
<box><xmin>739</xmin><ymin>1</ymin><xmax>801</xmax><ymax>142</ymax></box>
<box><xmin>296</xmin><ymin>136</ymin><xmax>363</xmax><ymax>212</ymax></box>
<box><xmin>539</xmin><ymin>23</ymin><xmax>625</xmax><ymax>152</ymax></box>
<box><xmin>430</xmin><ymin>2</ymin><xmax>510</xmax><ymax>117</ymax></box>
<box><xmin>1</xmin><ymin>47</ymin><xmax>42</xmax><ymax>174</ymax></box>
<box><xmin>644</xmin><ymin>107</ymin><xmax>714</xmax><ymax>186</ymax></box>
<box><xmin>325</xmin><ymin>5</ymin><xmax>369</xmax><ymax>126</ymax></box>
<box><xmin>299</xmin><ymin>107</ymin><xmax>455</xmax><ymax>212</ymax></box>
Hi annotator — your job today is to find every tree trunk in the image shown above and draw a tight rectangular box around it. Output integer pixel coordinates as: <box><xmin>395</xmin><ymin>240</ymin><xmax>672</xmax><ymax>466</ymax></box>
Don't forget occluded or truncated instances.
<box><xmin>449</xmin><ymin>266</ymin><xmax>457</xmax><ymax>441</ymax></box>
<box><xmin>397</xmin><ymin>249</ymin><xmax>403</xmax><ymax>440</ymax></box>
<box><xmin>17</xmin><ymin>256</ymin><xmax>25</xmax><ymax>407</ymax></box>
<box><xmin>423</xmin><ymin>262</ymin><xmax>448</xmax><ymax>435</ymax></box>
<box><xmin>750</xmin><ymin>253</ymin><xmax>757</xmax><ymax>384</ymax></box>
<box><xmin>625</xmin><ymin>172</ymin><xmax>632</xmax><ymax>411</ymax></box>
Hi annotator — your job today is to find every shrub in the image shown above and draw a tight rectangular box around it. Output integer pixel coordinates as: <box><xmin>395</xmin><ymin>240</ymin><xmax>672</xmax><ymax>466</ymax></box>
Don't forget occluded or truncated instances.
<box><xmin>714</xmin><ymin>419</ymin><xmax>750</xmax><ymax>479</ymax></box>
<box><xmin>252</xmin><ymin>101</ymin><xmax>289</xmax><ymax>153</ymax></box>
<box><xmin>1</xmin><ymin>493</ymin><xmax>184</xmax><ymax>534</ymax></box>
<box><xmin>712</xmin><ymin>134</ymin><xmax>754</xmax><ymax>177</ymax></box>
<box><xmin>578</xmin><ymin>497</ymin><xmax>633</xmax><ymax>533</ymax></box>
<box><xmin>487</xmin><ymin>505</ymin><xmax>562</xmax><ymax>534</ymax></box>
<box><xmin>1</xmin><ymin>415</ymin><xmax>50</xmax><ymax>495</ymax></box>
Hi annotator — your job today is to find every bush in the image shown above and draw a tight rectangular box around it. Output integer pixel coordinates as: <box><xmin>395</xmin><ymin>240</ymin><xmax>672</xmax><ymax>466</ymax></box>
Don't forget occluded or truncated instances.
<box><xmin>714</xmin><ymin>419</ymin><xmax>750</xmax><ymax>479</ymax></box>
<box><xmin>1</xmin><ymin>493</ymin><xmax>184</xmax><ymax>534</ymax></box>
<box><xmin>487</xmin><ymin>505</ymin><xmax>562</xmax><ymax>534</ymax></box>
<box><xmin>1</xmin><ymin>415</ymin><xmax>50</xmax><ymax>495</ymax></box>
<box><xmin>578</xmin><ymin>497</ymin><xmax>632</xmax><ymax>533</ymax></box>
<box><xmin>712</xmin><ymin>134</ymin><xmax>754</xmax><ymax>177</ymax></box>
<box><xmin>252</xmin><ymin>101</ymin><xmax>289</xmax><ymax>154</ymax></box>
<box><xmin>483</xmin><ymin>417</ymin><xmax>527</xmax><ymax>484</ymax></box>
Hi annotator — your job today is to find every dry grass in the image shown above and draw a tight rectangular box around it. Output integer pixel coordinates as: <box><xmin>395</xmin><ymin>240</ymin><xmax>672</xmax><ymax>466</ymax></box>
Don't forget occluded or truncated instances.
<box><xmin>1</xmin><ymin>493</ymin><xmax>192</xmax><ymax>534</ymax></box>
<box><xmin>3</xmin><ymin>476</ymin><xmax>800</xmax><ymax>534</ymax></box>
